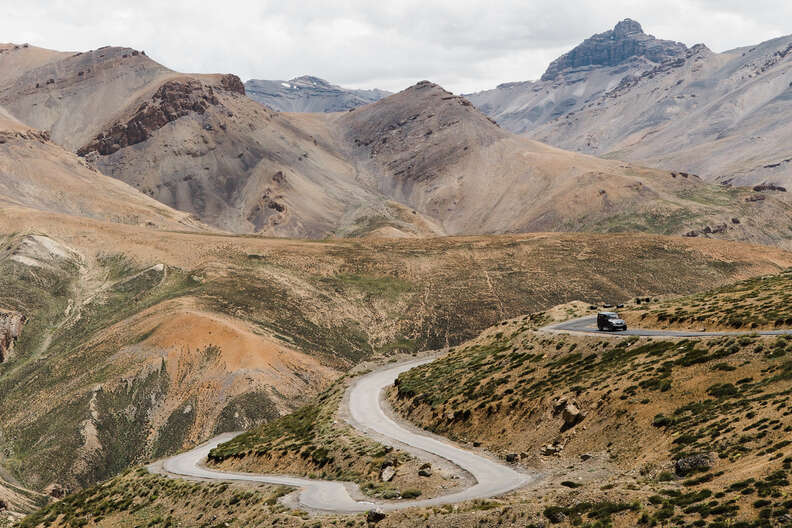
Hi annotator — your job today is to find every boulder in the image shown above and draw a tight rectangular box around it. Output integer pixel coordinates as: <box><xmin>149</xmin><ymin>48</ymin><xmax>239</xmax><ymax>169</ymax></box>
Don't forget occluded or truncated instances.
<box><xmin>380</xmin><ymin>465</ymin><xmax>396</xmax><ymax>482</ymax></box>
<box><xmin>540</xmin><ymin>442</ymin><xmax>564</xmax><ymax>456</ymax></box>
<box><xmin>675</xmin><ymin>453</ymin><xmax>714</xmax><ymax>476</ymax></box>
<box><xmin>562</xmin><ymin>402</ymin><xmax>584</xmax><ymax>428</ymax></box>
<box><xmin>44</xmin><ymin>483</ymin><xmax>68</xmax><ymax>499</ymax></box>
<box><xmin>505</xmin><ymin>454</ymin><xmax>518</xmax><ymax>464</ymax></box>
<box><xmin>366</xmin><ymin>510</ymin><xmax>386</xmax><ymax>523</ymax></box>
<box><xmin>418</xmin><ymin>463</ymin><xmax>432</xmax><ymax>477</ymax></box>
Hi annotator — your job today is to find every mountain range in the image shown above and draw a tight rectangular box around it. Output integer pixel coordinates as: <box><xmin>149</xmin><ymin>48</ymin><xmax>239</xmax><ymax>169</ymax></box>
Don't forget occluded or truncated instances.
<box><xmin>467</xmin><ymin>19</ymin><xmax>792</xmax><ymax>187</ymax></box>
<box><xmin>1</xmin><ymin>41</ymin><xmax>791</xmax><ymax>246</ymax></box>
<box><xmin>4</xmin><ymin>17</ymin><xmax>792</xmax><ymax>528</ymax></box>
<box><xmin>245</xmin><ymin>75</ymin><xmax>390</xmax><ymax>112</ymax></box>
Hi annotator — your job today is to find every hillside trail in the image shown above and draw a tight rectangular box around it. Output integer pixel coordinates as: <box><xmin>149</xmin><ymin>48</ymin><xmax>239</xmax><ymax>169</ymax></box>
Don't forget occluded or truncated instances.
<box><xmin>150</xmin><ymin>357</ymin><xmax>532</xmax><ymax>513</ymax></box>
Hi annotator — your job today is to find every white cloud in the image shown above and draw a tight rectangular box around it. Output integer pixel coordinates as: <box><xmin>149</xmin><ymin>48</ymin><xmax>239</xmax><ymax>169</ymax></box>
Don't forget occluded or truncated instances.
<box><xmin>0</xmin><ymin>0</ymin><xmax>789</xmax><ymax>93</ymax></box>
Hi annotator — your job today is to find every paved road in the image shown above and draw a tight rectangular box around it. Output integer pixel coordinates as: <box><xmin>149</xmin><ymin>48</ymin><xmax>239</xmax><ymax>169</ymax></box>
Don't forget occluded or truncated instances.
<box><xmin>545</xmin><ymin>315</ymin><xmax>792</xmax><ymax>337</ymax></box>
<box><xmin>152</xmin><ymin>358</ymin><xmax>531</xmax><ymax>513</ymax></box>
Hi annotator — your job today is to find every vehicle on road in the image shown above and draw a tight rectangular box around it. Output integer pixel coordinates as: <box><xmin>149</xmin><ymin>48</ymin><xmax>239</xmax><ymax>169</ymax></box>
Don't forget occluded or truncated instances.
<box><xmin>597</xmin><ymin>312</ymin><xmax>627</xmax><ymax>331</ymax></box>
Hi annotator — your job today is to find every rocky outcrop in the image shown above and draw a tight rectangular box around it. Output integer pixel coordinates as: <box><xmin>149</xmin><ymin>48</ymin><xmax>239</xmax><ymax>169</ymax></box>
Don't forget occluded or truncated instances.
<box><xmin>220</xmin><ymin>74</ymin><xmax>245</xmax><ymax>95</ymax></box>
<box><xmin>44</xmin><ymin>483</ymin><xmax>68</xmax><ymax>499</ymax></box>
<box><xmin>78</xmin><ymin>79</ymin><xmax>223</xmax><ymax>156</ymax></box>
<box><xmin>754</xmin><ymin>183</ymin><xmax>787</xmax><ymax>192</ymax></box>
<box><xmin>675</xmin><ymin>453</ymin><xmax>715</xmax><ymax>476</ymax></box>
<box><xmin>0</xmin><ymin>311</ymin><xmax>24</xmax><ymax>363</ymax></box>
<box><xmin>379</xmin><ymin>461</ymin><xmax>396</xmax><ymax>482</ymax></box>
<box><xmin>684</xmin><ymin>223</ymin><xmax>729</xmax><ymax>238</ymax></box>
<box><xmin>553</xmin><ymin>396</ymin><xmax>586</xmax><ymax>430</ymax></box>
<box><xmin>542</xmin><ymin>19</ymin><xmax>687</xmax><ymax>81</ymax></box>
<box><xmin>366</xmin><ymin>510</ymin><xmax>386</xmax><ymax>523</ymax></box>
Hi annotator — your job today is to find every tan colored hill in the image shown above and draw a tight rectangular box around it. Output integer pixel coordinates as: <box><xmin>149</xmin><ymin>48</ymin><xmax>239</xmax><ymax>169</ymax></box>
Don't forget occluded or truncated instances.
<box><xmin>23</xmin><ymin>300</ymin><xmax>792</xmax><ymax>527</ymax></box>
<box><xmin>0</xmin><ymin>43</ymin><xmax>69</xmax><ymax>86</ymax></box>
<box><xmin>0</xmin><ymin>44</ymin><xmax>432</xmax><ymax>238</ymax></box>
<box><xmin>335</xmin><ymin>82</ymin><xmax>792</xmax><ymax>247</ymax></box>
<box><xmin>0</xmin><ymin>114</ymin><xmax>203</xmax><ymax>230</ymax></box>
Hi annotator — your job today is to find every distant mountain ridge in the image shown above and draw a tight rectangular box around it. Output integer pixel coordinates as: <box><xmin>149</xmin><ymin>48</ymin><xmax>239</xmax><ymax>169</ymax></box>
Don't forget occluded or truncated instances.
<box><xmin>2</xmin><ymin>41</ymin><xmax>792</xmax><ymax>248</ymax></box>
<box><xmin>468</xmin><ymin>20</ymin><xmax>792</xmax><ymax>187</ymax></box>
<box><xmin>467</xmin><ymin>19</ymin><xmax>688</xmax><ymax>134</ymax></box>
<box><xmin>244</xmin><ymin>75</ymin><xmax>390</xmax><ymax>112</ymax></box>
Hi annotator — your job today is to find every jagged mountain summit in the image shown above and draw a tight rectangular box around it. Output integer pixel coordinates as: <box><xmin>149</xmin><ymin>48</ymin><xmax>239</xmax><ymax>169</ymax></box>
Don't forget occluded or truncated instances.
<box><xmin>541</xmin><ymin>19</ymin><xmax>687</xmax><ymax>81</ymax></box>
<box><xmin>245</xmin><ymin>75</ymin><xmax>390</xmax><ymax>112</ymax></box>
<box><xmin>467</xmin><ymin>19</ymin><xmax>687</xmax><ymax>133</ymax></box>
<box><xmin>531</xmin><ymin>33</ymin><xmax>792</xmax><ymax>187</ymax></box>
<box><xmin>468</xmin><ymin>20</ymin><xmax>792</xmax><ymax>187</ymax></box>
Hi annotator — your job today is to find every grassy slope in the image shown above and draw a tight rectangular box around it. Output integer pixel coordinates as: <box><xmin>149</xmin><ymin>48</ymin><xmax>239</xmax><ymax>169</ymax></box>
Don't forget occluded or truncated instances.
<box><xmin>18</xmin><ymin>295</ymin><xmax>792</xmax><ymax>527</ymax></box>
<box><xmin>621</xmin><ymin>268</ymin><xmax>792</xmax><ymax>331</ymax></box>
<box><xmin>389</xmin><ymin>312</ymin><xmax>792</xmax><ymax>526</ymax></box>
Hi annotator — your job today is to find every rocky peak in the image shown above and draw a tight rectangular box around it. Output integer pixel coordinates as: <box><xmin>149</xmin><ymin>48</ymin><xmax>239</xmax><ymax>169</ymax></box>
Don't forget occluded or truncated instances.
<box><xmin>613</xmin><ymin>18</ymin><xmax>643</xmax><ymax>38</ymax></box>
<box><xmin>541</xmin><ymin>19</ymin><xmax>687</xmax><ymax>81</ymax></box>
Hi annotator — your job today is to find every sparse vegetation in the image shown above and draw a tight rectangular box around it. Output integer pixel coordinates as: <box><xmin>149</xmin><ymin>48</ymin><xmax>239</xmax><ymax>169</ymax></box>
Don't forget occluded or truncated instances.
<box><xmin>623</xmin><ymin>268</ymin><xmax>792</xmax><ymax>331</ymax></box>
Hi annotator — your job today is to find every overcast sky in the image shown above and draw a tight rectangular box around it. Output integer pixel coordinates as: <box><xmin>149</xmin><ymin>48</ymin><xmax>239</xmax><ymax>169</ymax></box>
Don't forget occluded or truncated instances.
<box><xmin>2</xmin><ymin>1</ymin><xmax>791</xmax><ymax>93</ymax></box>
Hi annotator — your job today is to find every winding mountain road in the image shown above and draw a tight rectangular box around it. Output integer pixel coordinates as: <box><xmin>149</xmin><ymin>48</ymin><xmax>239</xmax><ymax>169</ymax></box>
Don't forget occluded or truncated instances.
<box><xmin>151</xmin><ymin>358</ymin><xmax>531</xmax><ymax>513</ymax></box>
<box><xmin>543</xmin><ymin>315</ymin><xmax>792</xmax><ymax>337</ymax></box>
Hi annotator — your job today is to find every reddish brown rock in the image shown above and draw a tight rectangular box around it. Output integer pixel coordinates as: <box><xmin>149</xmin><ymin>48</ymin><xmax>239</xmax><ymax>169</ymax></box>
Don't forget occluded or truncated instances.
<box><xmin>77</xmin><ymin>79</ymin><xmax>221</xmax><ymax>156</ymax></box>
<box><xmin>220</xmin><ymin>74</ymin><xmax>245</xmax><ymax>95</ymax></box>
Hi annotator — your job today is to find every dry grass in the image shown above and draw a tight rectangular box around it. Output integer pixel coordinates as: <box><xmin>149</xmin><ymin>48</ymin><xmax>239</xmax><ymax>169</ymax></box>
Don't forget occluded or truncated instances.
<box><xmin>621</xmin><ymin>268</ymin><xmax>792</xmax><ymax>331</ymax></box>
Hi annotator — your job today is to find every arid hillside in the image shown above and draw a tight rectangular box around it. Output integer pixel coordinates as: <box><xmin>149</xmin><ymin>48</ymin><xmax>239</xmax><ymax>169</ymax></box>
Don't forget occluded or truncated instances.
<box><xmin>335</xmin><ymin>81</ymin><xmax>792</xmax><ymax>247</ymax></box>
<box><xmin>21</xmin><ymin>295</ymin><xmax>792</xmax><ymax>528</ymax></box>
<box><xmin>3</xmin><ymin>204</ymin><xmax>792</xmax><ymax>507</ymax></box>
<box><xmin>387</xmin><ymin>309</ymin><xmax>792</xmax><ymax>526</ymax></box>
<box><xmin>621</xmin><ymin>268</ymin><xmax>792</xmax><ymax>331</ymax></box>
<box><xmin>0</xmin><ymin>113</ymin><xmax>203</xmax><ymax>231</ymax></box>
<box><xmin>468</xmin><ymin>20</ymin><xmax>792</xmax><ymax>188</ymax></box>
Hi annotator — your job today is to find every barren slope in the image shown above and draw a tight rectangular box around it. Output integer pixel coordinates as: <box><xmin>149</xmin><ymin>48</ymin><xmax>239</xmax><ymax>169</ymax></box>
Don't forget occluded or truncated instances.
<box><xmin>468</xmin><ymin>19</ymin><xmax>688</xmax><ymax>134</ymax></box>
<box><xmin>335</xmin><ymin>81</ymin><xmax>792</xmax><ymax>247</ymax></box>
<box><xmin>470</xmin><ymin>20</ymin><xmax>792</xmax><ymax>188</ymax></box>
<box><xmin>531</xmin><ymin>35</ymin><xmax>792</xmax><ymax>188</ymax></box>
<box><xmin>5</xmin><ymin>43</ymin><xmax>792</xmax><ymax>245</ymax></box>
<box><xmin>389</xmin><ymin>310</ymin><xmax>792</xmax><ymax>526</ymax></box>
<box><xmin>0</xmin><ymin>114</ymin><xmax>203</xmax><ymax>230</ymax></box>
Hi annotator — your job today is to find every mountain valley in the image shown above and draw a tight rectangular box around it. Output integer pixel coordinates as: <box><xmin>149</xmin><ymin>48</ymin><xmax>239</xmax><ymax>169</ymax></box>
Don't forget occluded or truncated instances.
<box><xmin>2</xmin><ymin>10</ymin><xmax>792</xmax><ymax>528</ymax></box>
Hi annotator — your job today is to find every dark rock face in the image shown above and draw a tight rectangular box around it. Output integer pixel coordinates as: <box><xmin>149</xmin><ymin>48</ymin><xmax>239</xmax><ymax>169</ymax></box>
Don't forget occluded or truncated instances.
<box><xmin>0</xmin><ymin>311</ymin><xmax>25</xmax><ymax>363</ymax></box>
<box><xmin>675</xmin><ymin>453</ymin><xmax>715</xmax><ymax>476</ymax></box>
<box><xmin>78</xmin><ymin>79</ymin><xmax>223</xmax><ymax>156</ymax></box>
<box><xmin>541</xmin><ymin>19</ymin><xmax>687</xmax><ymax>81</ymax></box>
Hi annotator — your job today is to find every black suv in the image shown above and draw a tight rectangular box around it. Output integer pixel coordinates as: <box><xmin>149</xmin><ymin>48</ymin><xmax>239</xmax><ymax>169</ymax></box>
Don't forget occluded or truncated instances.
<box><xmin>597</xmin><ymin>312</ymin><xmax>627</xmax><ymax>332</ymax></box>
